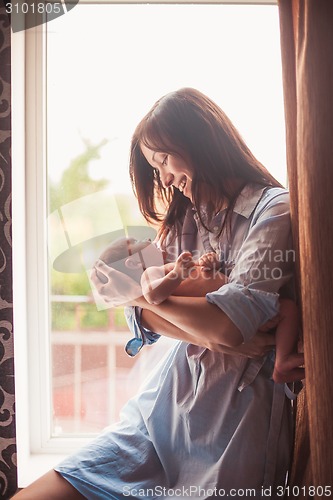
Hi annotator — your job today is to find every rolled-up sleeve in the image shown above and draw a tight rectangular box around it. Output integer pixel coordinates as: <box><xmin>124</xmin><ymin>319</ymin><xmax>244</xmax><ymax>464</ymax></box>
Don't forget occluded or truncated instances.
<box><xmin>124</xmin><ymin>306</ymin><xmax>161</xmax><ymax>356</ymax></box>
<box><xmin>207</xmin><ymin>285</ymin><xmax>279</xmax><ymax>342</ymax></box>
<box><xmin>206</xmin><ymin>190</ymin><xmax>294</xmax><ymax>342</ymax></box>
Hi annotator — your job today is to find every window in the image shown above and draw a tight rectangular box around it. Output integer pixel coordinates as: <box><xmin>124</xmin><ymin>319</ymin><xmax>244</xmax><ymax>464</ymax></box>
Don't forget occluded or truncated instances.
<box><xmin>13</xmin><ymin>0</ymin><xmax>284</xmax><ymax>486</ymax></box>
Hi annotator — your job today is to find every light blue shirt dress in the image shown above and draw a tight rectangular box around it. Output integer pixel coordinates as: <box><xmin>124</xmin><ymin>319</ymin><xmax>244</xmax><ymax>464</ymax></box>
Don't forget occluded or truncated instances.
<box><xmin>55</xmin><ymin>184</ymin><xmax>295</xmax><ymax>499</ymax></box>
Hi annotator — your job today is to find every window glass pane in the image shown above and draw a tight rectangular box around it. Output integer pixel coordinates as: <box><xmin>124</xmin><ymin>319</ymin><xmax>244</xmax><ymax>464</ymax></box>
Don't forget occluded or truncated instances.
<box><xmin>46</xmin><ymin>3</ymin><xmax>285</xmax><ymax>437</ymax></box>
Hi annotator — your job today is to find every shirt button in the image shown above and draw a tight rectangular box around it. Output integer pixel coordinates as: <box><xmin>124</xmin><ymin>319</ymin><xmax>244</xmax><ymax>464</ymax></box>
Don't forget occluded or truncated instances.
<box><xmin>213</xmin><ymin>226</ymin><xmax>219</xmax><ymax>233</ymax></box>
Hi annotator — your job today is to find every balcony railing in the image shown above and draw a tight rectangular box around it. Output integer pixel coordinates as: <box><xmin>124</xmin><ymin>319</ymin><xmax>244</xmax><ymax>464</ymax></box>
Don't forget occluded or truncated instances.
<box><xmin>50</xmin><ymin>295</ymin><xmax>174</xmax><ymax>436</ymax></box>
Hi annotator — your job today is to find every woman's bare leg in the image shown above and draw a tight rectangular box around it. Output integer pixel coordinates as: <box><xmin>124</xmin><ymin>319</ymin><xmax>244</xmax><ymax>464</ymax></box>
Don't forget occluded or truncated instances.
<box><xmin>11</xmin><ymin>470</ymin><xmax>85</xmax><ymax>500</ymax></box>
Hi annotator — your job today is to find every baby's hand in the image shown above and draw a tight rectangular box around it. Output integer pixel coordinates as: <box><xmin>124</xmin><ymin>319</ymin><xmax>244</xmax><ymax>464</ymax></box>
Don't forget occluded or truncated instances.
<box><xmin>198</xmin><ymin>251</ymin><xmax>220</xmax><ymax>271</ymax></box>
<box><xmin>174</xmin><ymin>251</ymin><xmax>195</xmax><ymax>279</ymax></box>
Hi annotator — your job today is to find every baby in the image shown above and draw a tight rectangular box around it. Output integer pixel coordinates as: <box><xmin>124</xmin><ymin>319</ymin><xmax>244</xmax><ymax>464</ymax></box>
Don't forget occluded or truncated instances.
<box><xmin>98</xmin><ymin>237</ymin><xmax>221</xmax><ymax>305</ymax></box>
<box><xmin>99</xmin><ymin>239</ymin><xmax>304</xmax><ymax>383</ymax></box>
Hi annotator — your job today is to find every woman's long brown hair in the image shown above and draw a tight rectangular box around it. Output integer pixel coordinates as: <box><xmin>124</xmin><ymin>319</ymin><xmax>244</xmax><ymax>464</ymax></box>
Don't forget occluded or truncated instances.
<box><xmin>130</xmin><ymin>88</ymin><xmax>282</xmax><ymax>241</ymax></box>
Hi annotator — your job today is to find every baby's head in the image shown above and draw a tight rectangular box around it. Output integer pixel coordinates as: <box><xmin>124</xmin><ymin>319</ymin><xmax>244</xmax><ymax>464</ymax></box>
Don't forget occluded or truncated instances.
<box><xmin>99</xmin><ymin>237</ymin><xmax>153</xmax><ymax>282</ymax></box>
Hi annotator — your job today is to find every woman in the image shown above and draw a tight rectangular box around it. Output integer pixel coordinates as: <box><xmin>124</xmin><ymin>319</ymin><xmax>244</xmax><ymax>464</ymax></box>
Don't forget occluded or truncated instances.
<box><xmin>15</xmin><ymin>88</ymin><xmax>296</xmax><ymax>499</ymax></box>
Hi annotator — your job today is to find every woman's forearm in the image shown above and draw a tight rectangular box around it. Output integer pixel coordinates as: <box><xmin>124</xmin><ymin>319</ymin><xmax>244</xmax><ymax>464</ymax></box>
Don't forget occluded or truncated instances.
<box><xmin>141</xmin><ymin>308</ymin><xmax>274</xmax><ymax>357</ymax></box>
<box><xmin>139</xmin><ymin>295</ymin><xmax>243</xmax><ymax>348</ymax></box>
<box><xmin>138</xmin><ymin>269</ymin><xmax>241</xmax><ymax>347</ymax></box>
<box><xmin>141</xmin><ymin>308</ymin><xmax>232</xmax><ymax>351</ymax></box>
<box><xmin>141</xmin><ymin>309</ymin><xmax>199</xmax><ymax>344</ymax></box>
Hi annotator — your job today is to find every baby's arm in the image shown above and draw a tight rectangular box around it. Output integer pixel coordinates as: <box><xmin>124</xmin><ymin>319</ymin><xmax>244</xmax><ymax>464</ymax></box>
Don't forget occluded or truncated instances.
<box><xmin>141</xmin><ymin>251</ymin><xmax>195</xmax><ymax>305</ymax></box>
<box><xmin>173</xmin><ymin>267</ymin><xmax>228</xmax><ymax>296</ymax></box>
<box><xmin>170</xmin><ymin>250</ymin><xmax>226</xmax><ymax>296</ymax></box>
<box><xmin>170</xmin><ymin>250</ymin><xmax>226</xmax><ymax>297</ymax></box>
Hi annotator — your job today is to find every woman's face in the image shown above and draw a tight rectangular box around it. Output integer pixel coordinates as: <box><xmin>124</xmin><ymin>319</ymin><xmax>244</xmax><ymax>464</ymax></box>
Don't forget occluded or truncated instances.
<box><xmin>141</xmin><ymin>144</ymin><xmax>194</xmax><ymax>202</ymax></box>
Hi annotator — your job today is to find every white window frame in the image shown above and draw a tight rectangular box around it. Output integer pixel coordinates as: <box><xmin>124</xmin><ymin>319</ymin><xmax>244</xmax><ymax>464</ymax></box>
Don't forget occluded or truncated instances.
<box><xmin>12</xmin><ymin>13</ymin><xmax>83</xmax><ymax>489</ymax></box>
<box><xmin>12</xmin><ymin>0</ymin><xmax>277</xmax><ymax>487</ymax></box>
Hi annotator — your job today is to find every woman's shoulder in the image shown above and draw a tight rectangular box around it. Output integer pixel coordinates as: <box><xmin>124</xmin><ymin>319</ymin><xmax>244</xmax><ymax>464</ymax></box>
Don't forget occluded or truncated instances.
<box><xmin>252</xmin><ymin>185</ymin><xmax>290</xmax><ymax>224</ymax></box>
<box><xmin>262</xmin><ymin>185</ymin><xmax>289</xmax><ymax>198</ymax></box>
<box><xmin>259</xmin><ymin>185</ymin><xmax>290</xmax><ymax>208</ymax></box>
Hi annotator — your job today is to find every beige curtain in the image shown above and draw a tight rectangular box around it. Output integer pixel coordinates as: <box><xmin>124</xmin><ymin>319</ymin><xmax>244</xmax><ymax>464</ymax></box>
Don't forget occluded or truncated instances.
<box><xmin>278</xmin><ymin>0</ymin><xmax>333</xmax><ymax>493</ymax></box>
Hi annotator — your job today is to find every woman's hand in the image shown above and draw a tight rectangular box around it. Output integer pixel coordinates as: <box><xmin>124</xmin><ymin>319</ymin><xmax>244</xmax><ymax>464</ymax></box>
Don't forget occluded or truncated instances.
<box><xmin>91</xmin><ymin>259</ymin><xmax>143</xmax><ymax>307</ymax></box>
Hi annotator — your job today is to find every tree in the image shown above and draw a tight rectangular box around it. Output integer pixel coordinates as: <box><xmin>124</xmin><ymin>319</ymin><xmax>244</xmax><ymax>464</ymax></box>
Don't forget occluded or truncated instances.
<box><xmin>49</xmin><ymin>138</ymin><xmax>109</xmax><ymax>299</ymax></box>
<box><xmin>49</xmin><ymin>137</ymin><xmax>109</xmax><ymax>213</ymax></box>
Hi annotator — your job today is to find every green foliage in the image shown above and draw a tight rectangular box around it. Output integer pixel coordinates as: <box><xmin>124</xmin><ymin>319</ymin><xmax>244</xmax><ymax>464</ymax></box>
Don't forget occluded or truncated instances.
<box><xmin>48</xmin><ymin>137</ymin><xmax>152</xmax><ymax>331</ymax></box>
<box><xmin>51</xmin><ymin>302</ymin><xmax>77</xmax><ymax>330</ymax></box>
<box><xmin>49</xmin><ymin>138</ymin><xmax>109</xmax><ymax>312</ymax></box>
<box><xmin>80</xmin><ymin>304</ymin><xmax>109</xmax><ymax>329</ymax></box>
<box><xmin>113</xmin><ymin>307</ymin><xmax>128</xmax><ymax>328</ymax></box>
<box><xmin>48</xmin><ymin>138</ymin><xmax>109</xmax><ymax>213</ymax></box>
<box><xmin>50</xmin><ymin>269</ymin><xmax>91</xmax><ymax>296</ymax></box>
<box><xmin>51</xmin><ymin>301</ymin><xmax>126</xmax><ymax>331</ymax></box>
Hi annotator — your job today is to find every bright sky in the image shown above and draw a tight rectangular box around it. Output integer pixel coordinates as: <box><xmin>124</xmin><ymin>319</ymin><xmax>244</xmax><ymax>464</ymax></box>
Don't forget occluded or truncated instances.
<box><xmin>46</xmin><ymin>3</ymin><xmax>286</xmax><ymax>192</ymax></box>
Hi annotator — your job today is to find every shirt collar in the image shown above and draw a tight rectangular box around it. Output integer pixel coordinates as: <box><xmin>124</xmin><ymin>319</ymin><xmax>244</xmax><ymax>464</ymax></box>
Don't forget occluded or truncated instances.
<box><xmin>191</xmin><ymin>184</ymin><xmax>268</xmax><ymax>219</ymax></box>
<box><xmin>232</xmin><ymin>184</ymin><xmax>267</xmax><ymax>218</ymax></box>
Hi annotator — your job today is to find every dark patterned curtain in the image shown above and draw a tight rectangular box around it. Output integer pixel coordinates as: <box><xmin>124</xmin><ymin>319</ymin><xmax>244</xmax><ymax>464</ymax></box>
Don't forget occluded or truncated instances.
<box><xmin>0</xmin><ymin>5</ymin><xmax>17</xmax><ymax>499</ymax></box>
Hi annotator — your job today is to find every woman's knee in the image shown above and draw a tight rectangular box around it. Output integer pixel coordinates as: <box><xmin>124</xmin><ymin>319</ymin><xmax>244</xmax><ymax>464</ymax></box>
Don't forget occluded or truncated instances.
<box><xmin>11</xmin><ymin>470</ymin><xmax>85</xmax><ymax>500</ymax></box>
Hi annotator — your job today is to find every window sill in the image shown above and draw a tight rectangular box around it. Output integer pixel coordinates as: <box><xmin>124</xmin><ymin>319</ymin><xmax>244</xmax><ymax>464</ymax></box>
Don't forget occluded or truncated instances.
<box><xmin>17</xmin><ymin>453</ymin><xmax>68</xmax><ymax>487</ymax></box>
